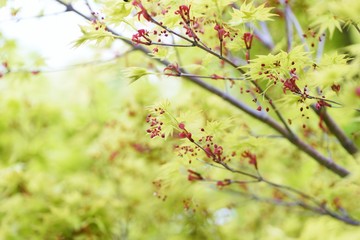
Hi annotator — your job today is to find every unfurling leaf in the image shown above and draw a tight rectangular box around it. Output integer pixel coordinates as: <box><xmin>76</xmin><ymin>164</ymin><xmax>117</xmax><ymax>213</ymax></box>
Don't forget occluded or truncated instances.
<box><xmin>124</xmin><ymin>67</ymin><xmax>153</xmax><ymax>83</ymax></box>
<box><xmin>73</xmin><ymin>25</ymin><xmax>116</xmax><ymax>47</ymax></box>
<box><xmin>229</xmin><ymin>1</ymin><xmax>277</xmax><ymax>26</ymax></box>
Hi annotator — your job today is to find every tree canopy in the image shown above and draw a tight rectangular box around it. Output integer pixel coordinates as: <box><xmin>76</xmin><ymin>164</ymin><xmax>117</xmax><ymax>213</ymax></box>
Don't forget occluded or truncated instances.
<box><xmin>0</xmin><ymin>0</ymin><xmax>360</xmax><ymax>239</ymax></box>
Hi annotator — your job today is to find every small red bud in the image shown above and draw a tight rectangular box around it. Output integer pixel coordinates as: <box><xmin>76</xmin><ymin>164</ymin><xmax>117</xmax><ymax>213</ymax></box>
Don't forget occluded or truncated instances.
<box><xmin>179</xmin><ymin>122</ymin><xmax>185</xmax><ymax>130</ymax></box>
<box><xmin>179</xmin><ymin>132</ymin><xmax>187</xmax><ymax>138</ymax></box>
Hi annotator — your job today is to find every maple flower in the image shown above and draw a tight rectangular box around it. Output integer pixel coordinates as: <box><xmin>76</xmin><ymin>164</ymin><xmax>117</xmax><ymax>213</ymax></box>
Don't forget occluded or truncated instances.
<box><xmin>164</xmin><ymin>63</ymin><xmax>181</xmax><ymax>76</ymax></box>
<box><xmin>315</xmin><ymin>99</ymin><xmax>331</xmax><ymax>110</ymax></box>
<box><xmin>204</xmin><ymin>147</ymin><xmax>214</xmax><ymax>158</ymax></box>
<box><xmin>175</xmin><ymin>5</ymin><xmax>191</xmax><ymax>23</ymax></box>
<box><xmin>187</xmin><ymin>169</ymin><xmax>204</xmax><ymax>181</ymax></box>
<box><xmin>241</xmin><ymin>150</ymin><xmax>258</xmax><ymax>169</ymax></box>
<box><xmin>242</xmin><ymin>32</ymin><xmax>254</xmax><ymax>49</ymax></box>
<box><xmin>213</xmin><ymin>145</ymin><xmax>223</xmax><ymax>157</ymax></box>
<box><xmin>132</xmin><ymin>0</ymin><xmax>151</xmax><ymax>21</ymax></box>
<box><xmin>283</xmin><ymin>76</ymin><xmax>301</xmax><ymax>94</ymax></box>
<box><xmin>214</xmin><ymin>24</ymin><xmax>230</xmax><ymax>41</ymax></box>
<box><xmin>132</xmin><ymin>29</ymin><xmax>151</xmax><ymax>45</ymax></box>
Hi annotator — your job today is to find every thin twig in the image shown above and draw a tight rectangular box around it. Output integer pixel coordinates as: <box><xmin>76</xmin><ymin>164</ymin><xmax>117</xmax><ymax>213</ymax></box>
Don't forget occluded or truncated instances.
<box><xmin>150</xmin><ymin>42</ymin><xmax>195</xmax><ymax>47</ymax></box>
<box><xmin>179</xmin><ymin>73</ymin><xmax>245</xmax><ymax>81</ymax></box>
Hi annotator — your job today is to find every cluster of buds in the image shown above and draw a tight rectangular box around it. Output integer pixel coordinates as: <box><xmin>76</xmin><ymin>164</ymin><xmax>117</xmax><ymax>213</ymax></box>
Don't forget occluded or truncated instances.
<box><xmin>132</xmin><ymin>29</ymin><xmax>152</xmax><ymax>45</ymax></box>
<box><xmin>282</xmin><ymin>76</ymin><xmax>301</xmax><ymax>94</ymax></box>
<box><xmin>242</xmin><ymin>32</ymin><xmax>254</xmax><ymax>61</ymax></box>
<box><xmin>175</xmin><ymin>5</ymin><xmax>200</xmax><ymax>40</ymax></box>
<box><xmin>164</xmin><ymin>63</ymin><xmax>181</xmax><ymax>76</ymax></box>
<box><xmin>146</xmin><ymin>108</ymin><xmax>165</xmax><ymax>138</ymax></box>
<box><xmin>242</xmin><ymin>32</ymin><xmax>254</xmax><ymax>50</ymax></box>
<box><xmin>214</xmin><ymin>24</ymin><xmax>230</xmax><ymax>42</ymax></box>
<box><xmin>90</xmin><ymin>11</ymin><xmax>106</xmax><ymax>31</ymax></box>
<box><xmin>178</xmin><ymin>122</ymin><xmax>194</xmax><ymax>142</ymax></box>
<box><xmin>315</xmin><ymin>99</ymin><xmax>331</xmax><ymax>110</ymax></box>
<box><xmin>204</xmin><ymin>144</ymin><xmax>224</xmax><ymax>162</ymax></box>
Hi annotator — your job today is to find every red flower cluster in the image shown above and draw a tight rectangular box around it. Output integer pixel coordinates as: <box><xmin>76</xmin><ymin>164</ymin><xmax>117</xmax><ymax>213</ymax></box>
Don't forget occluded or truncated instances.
<box><xmin>242</xmin><ymin>32</ymin><xmax>254</xmax><ymax>50</ymax></box>
<box><xmin>146</xmin><ymin>108</ymin><xmax>165</xmax><ymax>139</ymax></box>
<box><xmin>164</xmin><ymin>63</ymin><xmax>181</xmax><ymax>76</ymax></box>
<box><xmin>177</xmin><ymin>123</ymin><xmax>194</xmax><ymax>142</ymax></box>
<box><xmin>175</xmin><ymin>5</ymin><xmax>191</xmax><ymax>23</ymax></box>
<box><xmin>214</xmin><ymin>24</ymin><xmax>230</xmax><ymax>41</ymax></box>
<box><xmin>241</xmin><ymin>151</ymin><xmax>258</xmax><ymax>169</ymax></box>
<box><xmin>132</xmin><ymin>29</ymin><xmax>151</xmax><ymax>45</ymax></box>
<box><xmin>132</xmin><ymin>0</ymin><xmax>151</xmax><ymax>21</ymax></box>
<box><xmin>204</xmin><ymin>144</ymin><xmax>224</xmax><ymax>162</ymax></box>
<box><xmin>283</xmin><ymin>76</ymin><xmax>301</xmax><ymax>94</ymax></box>
<box><xmin>315</xmin><ymin>99</ymin><xmax>331</xmax><ymax>110</ymax></box>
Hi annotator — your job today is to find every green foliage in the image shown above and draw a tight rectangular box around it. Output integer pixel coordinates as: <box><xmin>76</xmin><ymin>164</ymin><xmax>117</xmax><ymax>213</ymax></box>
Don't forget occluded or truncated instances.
<box><xmin>309</xmin><ymin>0</ymin><xmax>360</xmax><ymax>36</ymax></box>
<box><xmin>0</xmin><ymin>0</ymin><xmax>6</xmax><ymax>7</ymax></box>
<box><xmin>2</xmin><ymin>0</ymin><xmax>360</xmax><ymax>239</ymax></box>
<box><xmin>74</xmin><ymin>25</ymin><xmax>116</xmax><ymax>47</ymax></box>
<box><xmin>229</xmin><ymin>1</ymin><xmax>277</xmax><ymax>26</ymax></box>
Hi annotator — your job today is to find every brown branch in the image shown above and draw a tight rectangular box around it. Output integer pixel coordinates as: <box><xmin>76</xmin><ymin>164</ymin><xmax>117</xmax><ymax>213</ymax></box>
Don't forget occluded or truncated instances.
<box><xmin>182</xmin><ymin>129</ymin><xmax>358</xmax><ymax>225</ymax></box>
<box><xmin>190</xmin><ymin>152</ymin><xmax>358</xmax><ymax>225</ymax></box>
<box><xmin>312</xmin><ymin>106</ymin><xmax>359</xmax><ymax>156</ymax></box>
<box><xmin>225</xmin><ymin>188</ymin><xmax>360</xmax><ymax>226</ymax></box>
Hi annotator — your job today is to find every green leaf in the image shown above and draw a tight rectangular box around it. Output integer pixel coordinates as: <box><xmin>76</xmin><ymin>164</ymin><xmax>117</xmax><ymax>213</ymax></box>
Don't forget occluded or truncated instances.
<box><xmin>311</xmin><ymin>14</ymin><xmax>343</xmax><ymax>38</ymax></box>
<box><xmin>102</xmin><ymin>1</ymin><xmax>133</xmax><ymax>26</ymax></box>
<box><xmin>73</xmin><ymin>25</ymin><xmax>116</xmax><ymax>47</ymax></box>
<box><xmin>123</xmin><ymin>67</ymin><xmax>153</xmax><ymax>83</ymax></box>
<box><xmin>229</xmin><ymin>1</ymin><xmax>277</xmax><ymax>26</ymax></box>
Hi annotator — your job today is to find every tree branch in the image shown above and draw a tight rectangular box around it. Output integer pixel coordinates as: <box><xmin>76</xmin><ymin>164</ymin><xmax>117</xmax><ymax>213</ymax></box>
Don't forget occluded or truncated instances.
<box><xmin>312</xmin><ymin>106</ymin><xmax>359</xmax><ymax>156</ymax></box>
<box><xmin>52</xmin><ymin>0</ymin><xmax>351</xmax><ymax>177</ymax></box>
<box><xmin>287</xmin><ymin>4</ymin><xmax>358</xmax><ymax>157</ymax></box>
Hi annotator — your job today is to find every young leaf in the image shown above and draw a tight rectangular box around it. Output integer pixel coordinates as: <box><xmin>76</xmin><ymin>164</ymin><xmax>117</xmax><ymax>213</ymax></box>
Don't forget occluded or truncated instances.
<box><xmin>73</xmin><ymin>25</ymin><xmax>116</xmax><ymax>47</ymax></box>
<box><xmin>229</xmin><ymin>1</ymin><xmax>277</xmax><ymax>26</ymax></box>
<box><xmin>123</xmin><ymin>67</ymin><xmax>153</xmax><ymax>83</ymax></box>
